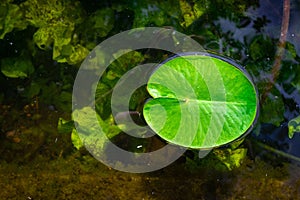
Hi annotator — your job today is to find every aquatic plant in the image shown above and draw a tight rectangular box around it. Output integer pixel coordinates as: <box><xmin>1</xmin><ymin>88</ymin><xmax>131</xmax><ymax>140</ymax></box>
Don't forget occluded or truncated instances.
<box><xmin>288</xmin><ymin>115</ymin><xmax>300</xmax><ymax>139</ymax></box>
<box><xmin>70</xmin><ymin>107</ymin><xmax>120</xmax><ymax>151</ymax></box>
<box><xmin>143</xmin><ymin>53</ymin><xmax>259</xmax><ymax>149</ymax></box>
<box><xmin>0</xmin><ymin>0</ymin><xmax>116</xmax><ymax>65</ymax></box>
<box><xmin>1</xmin><ymin>52</ymin><xmax>34</xmax><ymax>78</ymax></box>
<box><xmin>21</xmin><ymin>0</ymin><xmax>89</xmax><ymax>64</ymax></box>
<box><xmin>0</xmin><ymin>0</ymin><xmax>257</xmax><ymax>66</ymax></box>
<box><xmin>0</xmin><ymin>0</ymin><xmax>299</xmax><ymax>172</ymax></box>
<box><xmin>0</xmin><ymin>0</ymin><xmax>28</xmax><ymax>39</ymax></box>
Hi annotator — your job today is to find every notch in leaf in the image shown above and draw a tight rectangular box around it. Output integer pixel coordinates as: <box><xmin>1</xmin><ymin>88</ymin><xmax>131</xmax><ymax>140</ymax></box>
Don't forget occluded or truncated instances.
<box><xmin>143</xmin><ymin>53</ymin><xmax>259</xmax><ymax>149</ymax></box>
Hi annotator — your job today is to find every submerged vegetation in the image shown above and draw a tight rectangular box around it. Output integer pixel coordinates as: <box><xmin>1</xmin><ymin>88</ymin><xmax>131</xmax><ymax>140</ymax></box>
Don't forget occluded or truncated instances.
<box><xmin>0</xmin><ymin>0</ymin><xmax>300</xmax><ymax>198</ymax></box>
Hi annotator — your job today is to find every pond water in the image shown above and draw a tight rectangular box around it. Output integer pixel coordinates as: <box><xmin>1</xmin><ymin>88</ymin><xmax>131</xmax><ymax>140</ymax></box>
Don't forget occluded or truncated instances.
<box><xmin>0</xmin><ymin>0</ymin><xmax>300</xmax><ymax>199</ymax></box>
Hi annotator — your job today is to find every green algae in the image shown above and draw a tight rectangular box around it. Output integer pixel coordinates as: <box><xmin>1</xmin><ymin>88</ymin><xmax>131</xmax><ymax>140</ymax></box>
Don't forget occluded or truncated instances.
<box><xmin>0</xmin><ymin>150</ymin><xmax>298</xmax><ymax>199</ymax></box>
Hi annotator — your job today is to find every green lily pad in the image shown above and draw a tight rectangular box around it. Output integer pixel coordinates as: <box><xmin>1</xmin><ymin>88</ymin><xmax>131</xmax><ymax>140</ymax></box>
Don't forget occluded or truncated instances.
<box><xmin>143</xmin><ymin>53</ymin><xmax>259</xmax><ymax>149</ymax></box>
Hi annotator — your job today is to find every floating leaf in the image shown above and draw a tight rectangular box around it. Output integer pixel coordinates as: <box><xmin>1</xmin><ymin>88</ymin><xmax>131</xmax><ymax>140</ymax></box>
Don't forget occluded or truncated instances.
<box><xmin>288</xmin><ymin>115</ymin><xmax>300</xmax><ymax>139</ymax></box>
<box><xmin>143</xmin><ymin>53</ymin><xmax>259</xmax><ymax>149</ymax></box>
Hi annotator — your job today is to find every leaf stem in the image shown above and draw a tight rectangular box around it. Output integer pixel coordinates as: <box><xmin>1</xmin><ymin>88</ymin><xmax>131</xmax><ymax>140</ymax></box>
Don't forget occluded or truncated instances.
<box><xmin>261</xmin><ymin>0</ymin><xmax>290</xmax><ymax>103</ymax></box>
<box><xmin>253</xmin><ymin>139</ymin><xmax>300</xmax><ymax>163</ymax></box>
